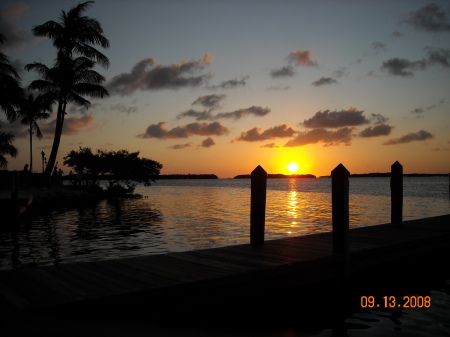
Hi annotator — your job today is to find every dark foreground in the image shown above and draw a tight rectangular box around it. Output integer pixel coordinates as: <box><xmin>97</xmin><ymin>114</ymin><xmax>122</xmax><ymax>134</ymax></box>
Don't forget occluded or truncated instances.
<box><xmin>1</xmin><ymin>215</ymin><xmax>450</xmax><ymax>336</ymax></box>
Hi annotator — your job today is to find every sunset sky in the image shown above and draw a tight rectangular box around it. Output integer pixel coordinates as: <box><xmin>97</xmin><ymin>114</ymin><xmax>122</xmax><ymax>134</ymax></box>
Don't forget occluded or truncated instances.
<box><xmin>1</xmin><ymin>0</ymin><xmax>449</xmax><ymax>178</ymax></box>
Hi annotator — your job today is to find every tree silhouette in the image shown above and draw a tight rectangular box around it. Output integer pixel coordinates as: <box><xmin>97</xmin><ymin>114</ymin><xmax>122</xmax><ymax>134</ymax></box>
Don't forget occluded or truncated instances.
<box><xmin>0</xmin><ymin>131</ymin><xmax>18</xmax><ymax>169</ymax></box>
<box><xmin>0</xmin><ymin>34</ymin><xmax>23</xmax><ymax>168</ymax></box>
<box><xmin>0</xmin><ymin>34</ymin><xmax>24</xmax><ymax>122</ymax></box>
<box><xmin>17</xmin><ymin>93</ymin><xmax>52</xmax><ymax>172</ymax></box>
<box><xmin>28</xmin><ymin>1</ymin><xmax>109</xmax><ymax>178</ymax></box>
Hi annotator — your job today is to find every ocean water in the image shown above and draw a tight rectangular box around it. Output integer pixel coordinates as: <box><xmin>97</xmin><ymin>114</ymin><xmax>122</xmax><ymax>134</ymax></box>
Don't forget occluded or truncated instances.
<box><xmin>0</xmin><ymin>176</ymin><xmax>448</xmax><ymax>269</ymax></box>
<box><xmin>1</xmin><ymin>176</ymin><xmax>449</xmax><ymax>336</ymax></box>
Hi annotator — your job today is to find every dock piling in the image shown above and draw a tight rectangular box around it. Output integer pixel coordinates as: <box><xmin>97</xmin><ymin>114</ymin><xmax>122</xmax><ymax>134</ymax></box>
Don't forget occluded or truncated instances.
<box><xmin>390</xmin><ymin>161</ymin><xmax>403</xmax><ymax>225</ymax></box>
<box><xmin>331</xmin><ymin>164</ymin><xmax>350</xmax><ymax>255</ymax></box>
<box><xmin>250</xmin><ymin>165</ymin><xmax>267</xmax><ymax>245</ymax></box>
<box><xmin>11</xmin><ymin>170</ymin><xmax>19</xmax><ymax>200</ymax></box>
<box><xmin>331</xmin><ymin>164</ymin><xmax>350</xmax><ymax>280</ymax></box>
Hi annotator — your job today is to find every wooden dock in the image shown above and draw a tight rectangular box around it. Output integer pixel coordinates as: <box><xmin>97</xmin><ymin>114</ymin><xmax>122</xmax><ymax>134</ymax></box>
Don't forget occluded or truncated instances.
<box><xmin>0</xmin><ymin>214</ymin><xmax>449</xmax><ymax>315</ymax></box>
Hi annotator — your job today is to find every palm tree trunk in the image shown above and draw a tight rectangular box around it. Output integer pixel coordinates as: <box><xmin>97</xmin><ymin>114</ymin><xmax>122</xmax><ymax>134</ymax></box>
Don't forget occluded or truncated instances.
<box><xmin>44</xmin><ymin>101</ymin><xmax>65</xmax><ymax>178</ymax></box>
<box><xmin>29</xmin><ymin>124</ymin><xmax>33</xmax><ymax>172</ymax></box>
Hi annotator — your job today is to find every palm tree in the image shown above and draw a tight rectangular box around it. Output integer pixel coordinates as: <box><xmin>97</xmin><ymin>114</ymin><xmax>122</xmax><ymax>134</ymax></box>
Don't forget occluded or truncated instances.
<box><xmin>26</xmin><ymin>56</ymin><xmax>109</xmax><ymax>176</ymax></box>
<box><xmin>17</xmin><ymin>93</ymin><xmax>53</xmax><ymax>172</ymax></box>
<box><xmin>28</xmin><ymin>1</ymin><xmax>109</xmax><ymax>178</ymax></box>
<box><xmin>0</xmin><ymin>131</ymin><xmax>18</xmax><ymax>169</ymax></box>
<box><xmin>0</xmin><ymin>34</ymin><xmax>22</xmax><ymax>168</ymax></box>
<box><xmin>0</xmin><ymin>33</ymin><xmax>24</xmax><ymax>121</ymax></box>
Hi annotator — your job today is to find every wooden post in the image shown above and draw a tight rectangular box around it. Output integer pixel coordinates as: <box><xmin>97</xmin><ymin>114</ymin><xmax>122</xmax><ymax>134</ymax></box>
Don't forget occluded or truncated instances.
<box><xmin>250</xmin><ymin>165</ymin><xmax>267</xmax><ymax>245</ymax></box>
<box><xmin>390</xmin><ymin>161</ymin><xmax>403</xmax><ymax>225</ymax></box>
<box><xmin>331</xmin><ymin>164</ymin><xmax>350</xmax><ymax>281</ymax></box>
<box><xmin>331</xmin><ymin>164</ymin><xmax>350</xmax><ymax>255</ymax></box>
<box><xmin>11</xmin><ymin>170</ymin><xmax>19</xmax><ymax>200</ymax></box>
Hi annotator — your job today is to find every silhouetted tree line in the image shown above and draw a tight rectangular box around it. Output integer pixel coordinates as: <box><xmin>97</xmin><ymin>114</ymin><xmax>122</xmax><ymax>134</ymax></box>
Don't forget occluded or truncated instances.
<box><xmin>64</xmin><ymin>147</ymin><xmax>162</xmax><ymax>196</ymax></box>
<box><xmin>234</xmin><ymin>174</ymin><xmax>316</xmax><ymax>179</ymax></box>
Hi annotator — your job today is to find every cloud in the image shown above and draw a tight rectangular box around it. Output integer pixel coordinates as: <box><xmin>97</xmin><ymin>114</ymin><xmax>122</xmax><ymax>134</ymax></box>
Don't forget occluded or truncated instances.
<box><xmin>192</xmin><ymin>94</ymin><xmax>226</xmax><ymax>109</ymax></box>
<box><xmin>0</xmin><ymin>2</ymin><xmax>31</xmax><ymax>49</ymax></box>
<box><xmin>40</xmin><ymin>115</ymin><xmax>95</xmax><ymax>137</ymax></box>
<box><xmin>333</xmin><ymin>67</ymin><xmax>349</xmax><ymax>78</ymax></box>
<box><xmin>137</xmin><ymin>121</ymin><xmax>229</xmax><ymax>139</ymax></box>
<box><xmin>270</xmin><ymin>65</ymin><xmax>295</xmax><ymax>78</ymax></box>
<box><xmin>201</xmin><ymin>137</ymin><xmax>215</xmax><ymax>148</ymax></box>
<box><xmin>288</xmin><ymin>49</ymin><xmax>318</xmax><ymax>66</ymax></box>
<box><xmin>381</xmin><ymin>58</ymin><xmax>426</xmax><ymax>76</ymax></box>
<box><xmin>391</xmin><ymin>31</ymin><xmax>404</xmax><ymax>38</ymax></box>
<box><xmin>410</xmin><ymin>98</ymin><xmax>445</xmax><ymax>114</ymax></box>
<box><xmin>359</xmin><ymin>124</ymin><xmax>393</xmax><ymax>138</ymax></box>
<box><xmin>369</xmin><ymin>113</ymin><xmax>389</xmax><ymax>125</ymax></box>
<box><xmin>177</xmin><ymin>94</ymin><xmax>269</xmax><ymax>121</ymax></box>
<box><xmin>267</xmin><ymin>84</ymin><xmax>291</xmax><ymax>90</ymax></box>
<box><xmin>403</xmin><ymin>3</ymin><xmax>450</xmax><ymax>32</ymax></box>
<box><xmin>110</xmin><ymin>103</ymin><xmax>138</xmax><ymax>114</ymax></box>
<box><xmin>168</xmin><ymin>142</ymin><xmax>193</xmax><ymax>150</ymax></box>
<box><xmin>312</xmin><ymin>77</ymin><xmax>338</xmax><ymax>87</ymax></box>
<box><xmin>284</xmin><ymin>127</ymin><xmax>354</xmax><ymax>147</ymax></box>
<box><xmin>207</xmin><ymin>76</ymin><xmax>248</xmax><ymax>89</ymax></box>
<box><xmin>302</xmin><ymin>107</ymin><xmax>369</xmax><ymax>128</ymax></box>
<box><xmin>176</xmin><ymin>109</ymin><xmax>211</xmax><ymax>121</ymax></box>
<box><xmin>235</xmin><ymin>124</ymin><xmax>296</xmax><ymax>142</ymax></box>
<box><xmin>107</xmin><ymin>54</ymin><xmax>213</xmax><ymax>95</ymax></box>
<box><xmin>260</xmin><ymin>143</ymin><xmax>281</xmax><ymax>148</ymax></box>
<box><xmin>425</xmin><ymin>47</ymin><xmax>450</xmax><ymax>68</ymax></box>
<box><xmin>215</xmin><ymin>106</ymin><xmax>270</xmax><ymax>120</ymax></box>
<box><xmin>383</xmin><ymin>130</ymin><xmax>433</xmax><ymax>145</ymax></box>
<box><xmin>372</xmin><ymin>42</ymin><xmax>387</xmax><ymax>53</ymax></box>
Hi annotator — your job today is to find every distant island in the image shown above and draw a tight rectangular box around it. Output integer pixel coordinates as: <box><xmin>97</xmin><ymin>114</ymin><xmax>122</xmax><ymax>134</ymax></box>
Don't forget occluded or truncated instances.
<box><xmin>157</xmin><ymin>174</ymin><xmax>218</xmax><ymax>179</ymax></box>
<box><xmin>319</xmin><ymin>173</ymin><xmax>448</xmax><ymax>178</ymax></box>
<box><xmin>234</xmin><ymin>174</ymin><xmax>316</xmax><ymax>179</ymax></box>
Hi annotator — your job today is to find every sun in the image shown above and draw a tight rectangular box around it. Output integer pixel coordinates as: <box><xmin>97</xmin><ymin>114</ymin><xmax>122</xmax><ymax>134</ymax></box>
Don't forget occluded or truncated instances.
<box><xmin>287</xmin><ymin>162</ymin><xmax>299</xmax><ymax>174</ymax></box>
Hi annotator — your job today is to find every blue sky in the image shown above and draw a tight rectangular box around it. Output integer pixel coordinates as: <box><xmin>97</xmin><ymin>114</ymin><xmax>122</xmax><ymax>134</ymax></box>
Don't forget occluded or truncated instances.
<box><xmin>1</xmin><ymin>0</ymin><xmax>449</xmax><ymax>177</ymax></box>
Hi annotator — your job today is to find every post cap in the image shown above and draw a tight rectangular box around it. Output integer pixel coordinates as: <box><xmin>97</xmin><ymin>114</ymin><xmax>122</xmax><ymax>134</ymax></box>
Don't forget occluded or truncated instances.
<box><xmin>331</xmin><ymin>163</ymin><xmax>350</xmax><ymax>178</ymax></box>
<box><xmin>391</xmin><ymin>161</ymin><xmax>403</xmax><ymax>169</ymax></box>
<box><xmin>251</xmin><ymin>165</ymin><xmax>267</xmax><ymax>177</ymax></box>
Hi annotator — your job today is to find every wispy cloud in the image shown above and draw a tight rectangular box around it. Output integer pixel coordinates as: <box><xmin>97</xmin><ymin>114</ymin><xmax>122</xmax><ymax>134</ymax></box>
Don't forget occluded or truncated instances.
<box><xmin>215</xmin><ymin>106</ymin><xmax>270</xmax><ymax>120</ymax></box>
<box><xmin>372</xmin><ymin>42</ymin><xmax>387</xmax><ymax>53</ymax></box>
<box><xmin>402</xmin><ymin>3</ymin><xmax>450</xmax><ymax>32</ymax></box>
<box><xmin>270</xmin><ymin>66</ymin><xmax>295</xmax><ymax>78</ymax></box>
<box><xmin>0</xmin><ymin>2</ymin><xmax>31</xmax><ymax>49</ymax></box>
<box><xmin>177</xmin><ymin>95</ymin><xmax>270</xmax><ymax>121</ymax></box>
<box><xmin>410</xmin><ymin>98</ymin><xmax>445</xmax><ymax>114</ymax></box>
<box><xmin>137</xmin><ymin>121</ymin><xmax>229</xmax><ymax>139</ymax></box>
<box><xmin>383</xmin><ymin>130</ymin><xmax>433</xmax><ymax>145</ymax></box>
<box><xmin>110</xmin><ymin>103</ymin><xmax>138</xmax><ymax>114</ymax></box>
<box><xmin>207</xmin><ymin>76</ymin><xmax>248</xmax><ymax>89</ymax></box>
<box><xmin>311</xmin><ymin>77</ymin><xmax>338</xmax><ymax>87</ymax></box>
<box><xmin>107</xmin><ymin>54</ymin><xmax>213</xmax><ymax>95</ymax></box>
<box><xmin>168</xmin><ymin>142</ymin><xmax>193</xmax><ymax>150</ymax></box>
<box><xmin>302</xmin><ymin>107</ymin><xmax>369</xmax><ymax>128</ymax></box>
<box><xmin>235</xmin><ymin>124</ymin><xmax>296</xmax><ymax>142</ymax></box>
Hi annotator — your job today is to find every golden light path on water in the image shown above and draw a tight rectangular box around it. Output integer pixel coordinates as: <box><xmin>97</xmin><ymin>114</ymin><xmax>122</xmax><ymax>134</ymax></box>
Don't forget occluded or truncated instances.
<box><xmin>0</xmin><ymin>177</ymin><xmax>448</xmax><ymax>270</ymax></box>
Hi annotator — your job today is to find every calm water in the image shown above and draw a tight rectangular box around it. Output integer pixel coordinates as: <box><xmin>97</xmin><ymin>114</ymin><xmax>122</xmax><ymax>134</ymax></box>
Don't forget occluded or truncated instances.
<box><xmin>1</xmin><ymin>177</ymin><xmax>448</xmax><ymax>269</ymax></box>
<box><xmin>1</xmin><ymin>176</ymin><xmax>449</xmax><ymax>336</ymax></box>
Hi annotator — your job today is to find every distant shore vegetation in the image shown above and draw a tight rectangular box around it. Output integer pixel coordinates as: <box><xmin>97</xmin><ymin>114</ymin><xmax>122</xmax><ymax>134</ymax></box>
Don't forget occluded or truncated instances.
<box><xmin>234</xmin><ymin>174</ymin><xmax>316</xmax><ymax>179</ymax></box>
